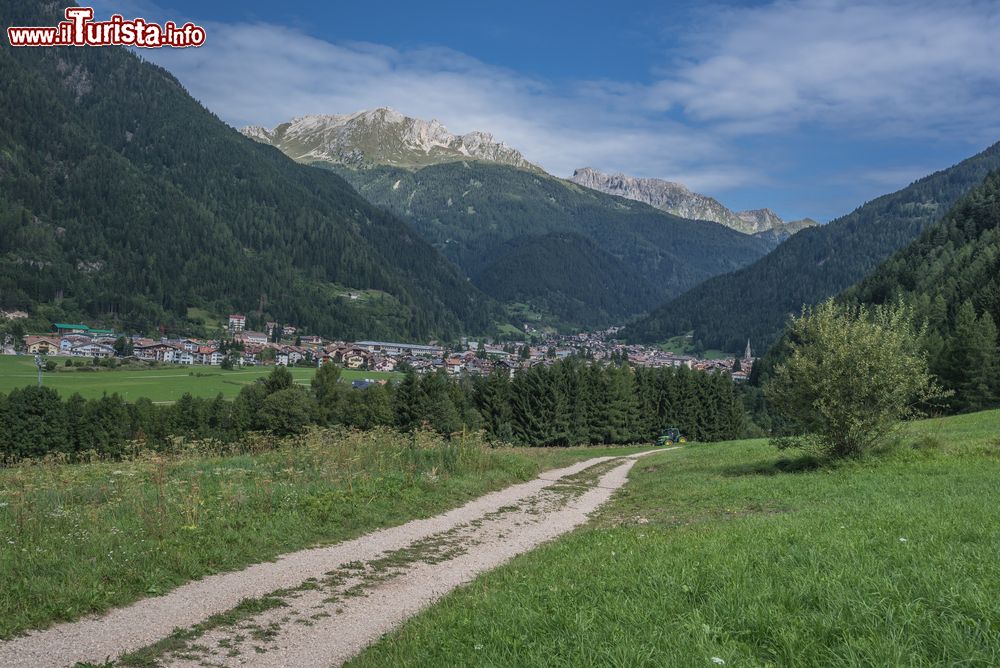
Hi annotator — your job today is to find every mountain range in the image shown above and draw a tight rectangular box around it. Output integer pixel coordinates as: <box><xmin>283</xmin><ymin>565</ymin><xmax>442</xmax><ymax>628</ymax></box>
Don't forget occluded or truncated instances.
<box><xmin>242</xmin><ymin>108</ymin><xmax>543</xmax><ymax>173</ymax></box>
<box><xmin>244</xmin><ymin>111</ymin><xmax>787</xmax><ymax>328</ymax></box>
<box><xmin>569</xmin><ymin>167</ymin><xmax>818</xmax><ymax>238</ymax></box>
<box><xmin>0</xmin><ymin>1</ymin><xmax>495</xmax><ymax>341</ymax></box>
<box><xmin>11</xmin><ymin>0</ymin><xmax>984</xmax><ymax>346</ymax></box>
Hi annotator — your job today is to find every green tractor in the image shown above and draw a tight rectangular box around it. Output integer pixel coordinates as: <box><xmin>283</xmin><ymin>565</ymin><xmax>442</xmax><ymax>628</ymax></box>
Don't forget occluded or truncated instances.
<box><xmin>655</xmin><ymin>428</ymin><xmax>686</xmax><ymax>446</ymax></box>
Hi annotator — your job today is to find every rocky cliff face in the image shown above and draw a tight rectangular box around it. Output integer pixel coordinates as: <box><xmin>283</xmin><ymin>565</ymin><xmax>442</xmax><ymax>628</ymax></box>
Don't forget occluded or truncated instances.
<box><xmin>570</xmin><ymin>167</ymin><xmax>816</xmax><ymax>236</ymax></box>
<box><xmin>242</xmin><ymin>108</ymin><xmax>543</xmax><ymax>172</ymax></box>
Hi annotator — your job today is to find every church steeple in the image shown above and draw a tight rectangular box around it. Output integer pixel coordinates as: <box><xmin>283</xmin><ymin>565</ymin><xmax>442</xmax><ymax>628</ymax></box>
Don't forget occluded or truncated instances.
<box><xmin>744</xmin><ymin>338</ymin><xmax>752</xmax><ymax>360</ymax></box>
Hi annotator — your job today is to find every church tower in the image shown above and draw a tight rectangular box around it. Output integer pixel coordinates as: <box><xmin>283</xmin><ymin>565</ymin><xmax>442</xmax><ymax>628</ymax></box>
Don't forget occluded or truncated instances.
<box><xmin>744</xmin><ymin>339</ymin><xmax>752</xmax><ymax>361</ymax></box>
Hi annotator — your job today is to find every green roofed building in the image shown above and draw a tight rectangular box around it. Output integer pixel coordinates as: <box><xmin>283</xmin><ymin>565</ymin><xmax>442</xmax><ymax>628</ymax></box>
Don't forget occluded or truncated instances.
<box><xmin>53</xmin><ymin>324</ymin><xmax>115</xmax><ymax>336</ymax></box>
<box><xmin>54</xmin><ymin>323</ymin><xmax>91</xmax><ymax>333</ymax></box>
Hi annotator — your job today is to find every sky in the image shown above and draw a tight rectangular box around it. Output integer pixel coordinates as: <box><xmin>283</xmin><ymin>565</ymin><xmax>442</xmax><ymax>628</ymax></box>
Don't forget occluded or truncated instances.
<box><xmin>90</xmin><ymin>0</ymin><xmax>1000</xmax><ymax>222</ymax></box>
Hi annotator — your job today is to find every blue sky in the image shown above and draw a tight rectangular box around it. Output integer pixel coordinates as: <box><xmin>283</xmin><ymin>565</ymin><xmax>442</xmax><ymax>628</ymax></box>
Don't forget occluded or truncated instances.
<box><xmin>92</xmin><ymin>0</ymin><xmax>1000</xmax><ymax>222</ymax></box>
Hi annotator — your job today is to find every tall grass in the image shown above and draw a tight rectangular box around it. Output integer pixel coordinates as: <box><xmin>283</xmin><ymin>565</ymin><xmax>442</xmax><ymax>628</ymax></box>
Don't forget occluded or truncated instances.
<box><xmin>0</xmin><ymin>427</ymin><xmax>533</xmax><ymax>638</ymax></box>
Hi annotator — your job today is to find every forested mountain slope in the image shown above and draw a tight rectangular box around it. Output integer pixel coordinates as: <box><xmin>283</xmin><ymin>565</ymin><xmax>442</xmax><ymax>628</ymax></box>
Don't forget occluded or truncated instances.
<box><xmin>845</xmin><ymin>171</ymin><xmax>1000</xmax><ymax>412</ymax></box>
<box><xmin>624</xmin><ymin>140</ymin><xmax>1000</xmax><ymax>352</ymax></box>
<box><xmin>325</xmin><ymin>162</ymin><xmax>772</xmax><ymax>326</ymax></box>
<box><xmin>473</xmin><ymin>232</ymin><xmax>659</xmax><ymax>326</ymax></box>
<box><xmin>0</xmin><ymin>1</ymin><xmax>494</xmax><ymax>340</ymax></box>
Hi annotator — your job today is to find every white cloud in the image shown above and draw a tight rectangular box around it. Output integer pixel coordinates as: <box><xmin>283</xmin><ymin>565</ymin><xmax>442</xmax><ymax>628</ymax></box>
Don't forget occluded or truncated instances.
<box><xmin>655</xmin><ymin>0</ymin><xmax>1000</xmax><ymax>140</ymax></box>
<box><xmin>92</xmin><ymin>0</ymin><xmax>1000</xmax><ymax>206</ymax></box>
<box><xmin>120</xmin><ymin>18</ymin><xmax>745</xmax><ymax>189</ymax></box>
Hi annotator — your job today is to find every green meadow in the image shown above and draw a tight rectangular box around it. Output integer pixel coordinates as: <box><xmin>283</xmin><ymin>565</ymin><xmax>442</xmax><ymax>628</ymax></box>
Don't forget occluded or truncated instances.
<box><xmin>0</xmin><ymin>355</ymin><xmax>399</xmax><ymax>402</ymax></box>
<box><xmin>350</xmin><ymin>410</ymin><xmax>1000</xmax><ymax>667</ymax></box>
<box><xmin>0</xmin><ymin>429</ymin><xmax>650</xmax><ymax>639</ymax></box>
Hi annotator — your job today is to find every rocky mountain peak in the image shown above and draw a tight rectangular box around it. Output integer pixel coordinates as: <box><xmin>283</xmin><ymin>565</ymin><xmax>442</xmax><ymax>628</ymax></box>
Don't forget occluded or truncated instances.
<box><xmin>570</xmin><ymin>167</ymin><xmax>816</xmax><ymax>237</ymax></box>
<box><xmin>240</xmin><ymin>109</ymin><xmax>543</xmax><ymax>172</ymax></box>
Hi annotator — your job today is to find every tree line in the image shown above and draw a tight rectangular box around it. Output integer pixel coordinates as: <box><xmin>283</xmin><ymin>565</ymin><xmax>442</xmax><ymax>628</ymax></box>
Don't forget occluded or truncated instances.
<box><xmin>0</xmin><ymin>359</ymin><xmax>749</xmax><ymax>464</ymax></box>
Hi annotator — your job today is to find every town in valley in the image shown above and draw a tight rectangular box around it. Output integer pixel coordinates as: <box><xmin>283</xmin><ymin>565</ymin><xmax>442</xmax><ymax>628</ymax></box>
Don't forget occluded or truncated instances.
<box><xmin>3</xmin><ymin>309</ymin><xmax>754</xmax><ymax>383</ymax></box>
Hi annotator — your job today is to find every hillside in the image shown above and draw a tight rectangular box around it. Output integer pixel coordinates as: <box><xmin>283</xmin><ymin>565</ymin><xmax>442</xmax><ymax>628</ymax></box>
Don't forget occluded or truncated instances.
<box><xmin>0</xmin><ymin>2</ymin><xmax>495</xmax><ymax>340</ymax></box>
<box><xmin>243</xmin><ymin>108</ymin><xmax>543</xmax><ymax>172</ymax></box>
<box><xmin>624</xmin><ymin>140</ymin><xmax>1000</xmax><ymax>352</ymax></box>
<box><xmin>473</xmin><ymin>232</ymin><xmax>660</xmax><ymax>326</ymax></box>
<box><xmin>326</xmin><ymin>162</ymin><xmax>773</xmax><ymax>326</ymax></box>
<box><xmin>846</xmin><ymin>170</ymin><xmax>1000</xmax><ymax>411</ymax></box>
<box><xmin>570</xmin><ymin>167</ymin><xmax>818</xmax><ymax>237</ymax></box>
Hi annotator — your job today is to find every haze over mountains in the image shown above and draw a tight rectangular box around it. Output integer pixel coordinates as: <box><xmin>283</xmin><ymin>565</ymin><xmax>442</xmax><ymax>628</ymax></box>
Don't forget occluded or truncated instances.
<box><xmin>245</xmin><ymin>109</ymin><xmax>780</xmax><ymax>328</ymax></box>
<box><xmin>570</xmin><ymin>167</ymin><xmax>818</xmax><ymax>238</ymax></box>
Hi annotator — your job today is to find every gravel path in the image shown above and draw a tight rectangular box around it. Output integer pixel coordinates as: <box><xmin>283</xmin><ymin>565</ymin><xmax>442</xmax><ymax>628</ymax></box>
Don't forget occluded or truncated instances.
<box><xmin>0</xmin><ymin>450</ymin><xmax>663</xmax><ymax>667</ymax></box>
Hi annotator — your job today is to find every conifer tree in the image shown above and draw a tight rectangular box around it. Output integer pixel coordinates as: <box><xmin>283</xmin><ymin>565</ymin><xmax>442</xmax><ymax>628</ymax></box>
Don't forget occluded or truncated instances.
<box><xmin>393</xmin><ymin>370</ymin><xmax>421</xmax><ymax>431</ymax></box>
<box><xmin>475</xmin><ymin>370</ymin><xmax>514</xmax><ymax>441</ymax></box>
<box><xmin>311</xmin><ymin>362</ymin><xmax>343</xmax><ymax>424</ymax></box>
<box><xmin>946</xmin><ymin>301</ymin><xmax>999</xmax><ymax>411</ymax></box>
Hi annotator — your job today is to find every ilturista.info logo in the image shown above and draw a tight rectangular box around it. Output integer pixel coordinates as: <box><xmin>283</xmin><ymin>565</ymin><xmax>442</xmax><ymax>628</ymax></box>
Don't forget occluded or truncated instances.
<box><xmin>6</xmin><ymin>7</ymin><xmax>206</xmax><ymax>48</ymax></box>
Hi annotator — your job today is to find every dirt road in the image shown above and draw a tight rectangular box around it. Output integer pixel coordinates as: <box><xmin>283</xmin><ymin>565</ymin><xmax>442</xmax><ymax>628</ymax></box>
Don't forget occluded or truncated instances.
<box><xmin>0</xmin><ymin>450</ymin><xmax>664</xmax><ymax>667</ymax></box>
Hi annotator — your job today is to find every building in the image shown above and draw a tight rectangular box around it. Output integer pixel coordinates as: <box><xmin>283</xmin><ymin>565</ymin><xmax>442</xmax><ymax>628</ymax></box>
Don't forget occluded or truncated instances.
<box><xmin>443</xmin><ymin>357</ymin><xmax>465</xmax><ymax>375</ymax></box>
<box><xmin>54</xmin><ymin>323</ymin><xmax>91</xmax><ymax>335</ymax></box>
<box><xmin>24</xmin><ymin>336</ymin><xmax>60</xmax><ymax>355</ymax></box>
<box><xmin>198</xmin><ymin>347</ymin><xmax>225</xmax><ymax>365</ymax></box>
<box><xmin>355</xmin><ymin>341</ymin><xmax>445</xmax><ymax>357</ymax></box>
<box><xmin>238</xmin><ymin>330</ymin><xmax>268</xmax><ymax>346</ymax></box>
<box><xmin>59</xmin><ymin>334</ymin><xmax>92</xmax><ymax>353</ymax></box>
<box><xmin>343</xmin><ymin>350</ymin><xmax>369</xmax><ymax>369</ymax></box>
<box><xmin>228</xmin><ymin>314</ymin><xmax>246</xmax><ymax>332</ymax></box>
<box><xmin>69</xmin><ymin>342</ymin><xmax>115</xmax><ymax>358</ymax></box>
<box><xmin>134</xmin><ymin>343</ymin><xmax>179</xmax><ymax>362</ymax></box>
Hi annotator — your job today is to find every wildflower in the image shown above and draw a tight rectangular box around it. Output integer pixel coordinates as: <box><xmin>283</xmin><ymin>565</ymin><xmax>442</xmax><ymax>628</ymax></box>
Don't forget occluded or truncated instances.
<box><xmin>711</xmin><ymin>658</ymin><xmax>726</xmax><ymax>665</ymax></box>
<box><xmin>899</xmin><ymin>537</ymin><xmax>908</xmax><ymax>543</ymax></box>
<box><xmin>474</xmin><ymin>644</ymin><xmax>483</xmax><ymax>651</ymax></box>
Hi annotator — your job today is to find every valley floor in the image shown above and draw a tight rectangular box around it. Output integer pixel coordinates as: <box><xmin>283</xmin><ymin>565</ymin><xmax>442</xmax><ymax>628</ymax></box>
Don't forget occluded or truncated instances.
<box><xmin>0</xmin><ymin>355</ymin><xmax>399</xmax><ymax>402</ymax></box>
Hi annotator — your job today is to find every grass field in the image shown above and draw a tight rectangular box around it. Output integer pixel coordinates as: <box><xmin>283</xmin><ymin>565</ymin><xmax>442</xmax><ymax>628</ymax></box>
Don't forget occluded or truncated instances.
<box><xmin>0</xmin><ymin>431</ymin><xmax>650</xmax><ymax>640</ymax></box>
<box><xmin>0</xmin><ymin>355</ymin><xmax>399</xmax><ymax>402</ymax></box>
<box><xmin>350</xmin><ymin>410</ymin><xmax>1000</xmax><ymax>667</ymax></box>
<box><xmin>658</xmin><ymin>334</ymin><xmax>732</xmax><ymax>360</ymax></box>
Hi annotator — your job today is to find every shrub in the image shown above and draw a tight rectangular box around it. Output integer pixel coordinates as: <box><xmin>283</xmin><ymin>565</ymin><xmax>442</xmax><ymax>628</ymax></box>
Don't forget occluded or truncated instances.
<box><xmin>258</xmin><ymin>387</ymin><xmax>316</xmax><ymax>436</ymax></box>
<box><xmin>765</xmin><ymin>300</ymin><xmax>948</xmax><ymax>458</ymax></box>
